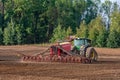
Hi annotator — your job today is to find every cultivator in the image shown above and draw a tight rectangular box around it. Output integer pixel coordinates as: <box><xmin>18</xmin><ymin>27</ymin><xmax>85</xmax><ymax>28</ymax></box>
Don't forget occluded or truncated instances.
<box><xmin>22</xmin><ymin>45</ymin><xmax>91</xmax><ymax>63</ymax></box>
<box><xmin>21</xmin><ymin>38</ymin><xmax>98</xmax><ymax>63</ymax></box>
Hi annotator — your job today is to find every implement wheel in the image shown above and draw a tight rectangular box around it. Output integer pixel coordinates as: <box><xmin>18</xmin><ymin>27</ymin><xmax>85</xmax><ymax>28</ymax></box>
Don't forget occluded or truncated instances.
<box><xmin>86</xmin><ymin>47</ymin><xmax>98</xmax><ymax>62</ymax></box>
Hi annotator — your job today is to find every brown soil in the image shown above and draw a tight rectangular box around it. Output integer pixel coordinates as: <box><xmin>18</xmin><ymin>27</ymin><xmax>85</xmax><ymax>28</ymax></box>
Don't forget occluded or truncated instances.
<box><xmin>0</xmin><ymin>45</ymin><xmax>120</xmax><ymax>80</ymax></box>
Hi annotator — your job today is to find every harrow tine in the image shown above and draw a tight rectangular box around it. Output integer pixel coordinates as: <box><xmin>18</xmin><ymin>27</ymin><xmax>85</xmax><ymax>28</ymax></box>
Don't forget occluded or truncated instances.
<box><xmin>36</xmin><ymin>56</ymin><xmax>41</xmax><ymax>62</ymax></box>
<box><xmin>25</xmin><ymin>56</ymin><xmax>30</xmax><ymax>61</ymax></box>
<box><xmin>75</xmin><ymin>57</ymin><xmax>81</xmax><ymax>63</ymax></box>
<box><xmin>63</xmin><ymin>57</ymin><xmax>67</xmax><ymax>63</ymax></box>
<box><xmin>71</xmin><ymin>57</ymin><xmax>75</xmax><ymax>63</ymax></box>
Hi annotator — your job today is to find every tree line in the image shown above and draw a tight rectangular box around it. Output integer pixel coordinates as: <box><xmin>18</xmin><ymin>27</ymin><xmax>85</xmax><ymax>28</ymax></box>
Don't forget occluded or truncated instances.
<box><xmin>0</xmin><ymin>0</ymin><xmax>120</xmax><ymax>48</ymax></box>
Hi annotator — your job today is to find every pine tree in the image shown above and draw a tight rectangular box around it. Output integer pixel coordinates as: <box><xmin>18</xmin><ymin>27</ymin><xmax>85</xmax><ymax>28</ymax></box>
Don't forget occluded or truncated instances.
<box><xmin>88</xmin><ymin>16</ymin><xmax>106</xmax><ymax>46</ymax></box>
<box><xmin>88</xmin><ymin>28</ymin><xmax>98</xmax><ymax>46</ymax></box>
<box><xmin>3</xmin><ymin>19</ymin><xmax>16</xmax><ymax>45</ymax></box>
<box><xmin>107</xmin><ymin>11</ymin><xmax>120</xmax><ymax>48</ymax></box>
<box><xmin>0</xmin><ymin>28</ymin><xmax>3</xmax><ymax>44</ymax></box>
<box><xmin>96</xmin><ymin>28</ymin><xmax>108</xmax><ymax>47</ymax></box>
<box><xmin>15</xmin><ymin>24</ymin><xmax>23</xmax><ymax>44</ymax></box>
<box><xmin>50</xmin><ymin>24</ymin><xmax>66</xmax><ymax>42</ymax></box>
<box><xmin>66</xmin><ymin>26</ymin><xmax>73</xmax><ymax>37</ymax></box>
<box><xmin>107</xmin><ymin>30</ymin><xmax>119</xmax><ymax>48</ymax></box>
<box><xmin>76</xmin><ymin>21</ymin><xmax>88</xmax><ymax>38</ymax></box>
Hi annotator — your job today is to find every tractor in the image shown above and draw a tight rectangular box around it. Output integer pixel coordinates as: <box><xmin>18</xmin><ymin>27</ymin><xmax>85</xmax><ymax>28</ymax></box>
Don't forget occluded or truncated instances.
<box><xmin>71</xmin><ymin>38</ymin><xmax>98</xmax><ymax>61</ymax></box>
<box><xmin>22</xmin><ymin>37</ymin><xmax>98</xmax><ymax>63</ymax></box>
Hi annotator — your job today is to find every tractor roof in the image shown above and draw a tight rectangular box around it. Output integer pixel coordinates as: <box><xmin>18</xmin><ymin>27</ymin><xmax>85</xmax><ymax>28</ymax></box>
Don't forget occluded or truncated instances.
<box><xmin>75</xmin><ymin>38</ymin><xmax>91</xmax><ymax>41</ymax></box>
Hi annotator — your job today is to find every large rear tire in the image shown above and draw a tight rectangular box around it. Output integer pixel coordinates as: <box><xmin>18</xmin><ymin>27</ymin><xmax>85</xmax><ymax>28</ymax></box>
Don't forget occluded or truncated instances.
<box><xmin>86</xmin><ymin>47</ymin><xmax>98</xmax><ymax>62</ymax></box>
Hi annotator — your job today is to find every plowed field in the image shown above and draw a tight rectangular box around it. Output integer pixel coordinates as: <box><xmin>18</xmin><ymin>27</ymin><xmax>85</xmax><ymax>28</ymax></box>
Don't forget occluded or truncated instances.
<box><xmin>0</xmin><ymin>45</ymin><xmax>120</xmax><ymax>80</ymax></box>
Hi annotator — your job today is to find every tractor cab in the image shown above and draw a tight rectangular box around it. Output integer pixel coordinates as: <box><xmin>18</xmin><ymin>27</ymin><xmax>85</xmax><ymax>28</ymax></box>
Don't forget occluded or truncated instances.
<box><xmin>73</xmin><ymin>38</ymin><xmax>91</xmax><ymax>50</ymax></box>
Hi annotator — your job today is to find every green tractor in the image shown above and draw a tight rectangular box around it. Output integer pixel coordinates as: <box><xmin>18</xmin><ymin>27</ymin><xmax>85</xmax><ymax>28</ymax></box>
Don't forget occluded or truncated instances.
<box><xmin>71</xmin><ymin>38</ymin><xmax>98</xmax><ymax>62</ymax></box>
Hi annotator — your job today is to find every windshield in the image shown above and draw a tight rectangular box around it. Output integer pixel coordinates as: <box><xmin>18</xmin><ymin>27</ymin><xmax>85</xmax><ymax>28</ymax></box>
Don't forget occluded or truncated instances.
<box><xmin>74</xmin><ymin>39</ymin><xmax>84</xmax><ymax>47</ymax></box>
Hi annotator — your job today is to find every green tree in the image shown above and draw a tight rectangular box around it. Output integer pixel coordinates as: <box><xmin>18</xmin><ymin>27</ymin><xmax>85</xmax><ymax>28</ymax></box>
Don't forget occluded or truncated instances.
<box><xmin>107</xmin><ymin>11</ymin><xmax>120</xmax><ymax>48</ymax></box>
<box><xmin>3</xmin><ymin>19</ymin><xmax>16</xmax><ymax>45</ymax></box>
<box><xmin>15</xmin><ymin>24</ymin><xmax>24</xmax><ymax>44</ymax></box>
<box><xmin>0</xmin><ymin>0</ymin><xmax>8</xmax><ymax>30</ymax></box>
<box><xmin>110</xmin><ymin>11</ymin><xmax>120</xmax><ymax>33</ymax></box>
<box><xmin>88</xmin><ymin>16</ymin><xmax>105</xmax><ymax>46</ymax></box>
<box><xmin>76</xmin><ymin>21</ymin><xmax>88</xmax><ymax>38</ymax></box>
<box><xmin>107</xmin><ymin>30</ymin><xmax>119</xmax><ymax>48</ymax></box>
<box><xmin>0</xmin><ymin>28</ymin><xmax>3</xmax><ymax>44</ymax></box>
<box><xmin>83</xmin><ymin>0</ymin><xmax>100</xmax><ymax>24</ymax></box>
<box><xmin>0</xmin><ymin>0</ymin><xmax>108</xmax><ymax>45</ymax></box>
<box><xmin>50</xmin><ymin>24</ymin><xmax>66</xmax><ymax>42</ymax></box>
<box><xmin>88</xmin><ymin>28</ymin><xmax>98</xmax><ymax>46</ymax></box>
<box><xmin>96</xmin><ymin>27</ymin><xmax>108</xmax><ymax>47</ymax></box>
<box><xmin>102</xmin><ymin>1</ymin><xmax>119</xmax><ymax>29</ymax></box>
<box><xmin>55</xmin><ymin>0</ymin><xmax>91</xmax><ymax>32</ymax></box>
<box><xmin>66</xmin><ymin>26</ymin><xmax>73</xmax><ymax>37</ymax></box>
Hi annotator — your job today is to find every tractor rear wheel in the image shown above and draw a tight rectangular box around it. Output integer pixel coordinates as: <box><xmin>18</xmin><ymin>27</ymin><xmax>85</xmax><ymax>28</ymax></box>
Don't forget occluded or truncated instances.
<box><xmin>86</xmin><ymin>47</ymin><xmax>98</xmax><ymax>62</ymax></box>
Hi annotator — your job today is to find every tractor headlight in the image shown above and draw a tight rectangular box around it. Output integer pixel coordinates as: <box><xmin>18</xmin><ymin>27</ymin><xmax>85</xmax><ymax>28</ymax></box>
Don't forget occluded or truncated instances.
<box><xmin>80</xmin><ymin>45</ymin><xmax>84</xmax><ymax>49</ymax></box>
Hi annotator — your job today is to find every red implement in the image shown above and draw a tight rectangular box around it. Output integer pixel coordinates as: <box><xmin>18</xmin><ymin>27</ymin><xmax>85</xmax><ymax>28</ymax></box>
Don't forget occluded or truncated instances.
<box><xmin>22</xmin><ymin>42</ymin><xmax>92</xmax><ymax>63</ymax></box>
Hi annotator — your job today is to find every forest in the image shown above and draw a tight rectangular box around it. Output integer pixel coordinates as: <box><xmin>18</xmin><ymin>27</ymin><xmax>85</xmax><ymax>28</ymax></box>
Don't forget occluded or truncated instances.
<box><xmin>0</xmin><ymin>0</ymin><xmax>120</xmax><ymax>48</ymax></box>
